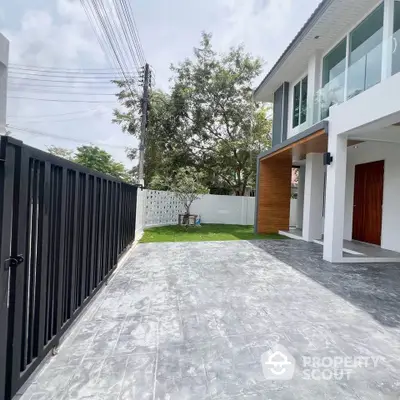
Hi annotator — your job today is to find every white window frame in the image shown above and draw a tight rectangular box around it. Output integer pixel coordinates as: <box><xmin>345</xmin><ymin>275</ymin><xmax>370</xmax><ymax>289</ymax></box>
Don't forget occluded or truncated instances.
<box><xmin>292</xmin><ymin>75</ymin><xmax>308</xmax><ymax>129</ymax></box>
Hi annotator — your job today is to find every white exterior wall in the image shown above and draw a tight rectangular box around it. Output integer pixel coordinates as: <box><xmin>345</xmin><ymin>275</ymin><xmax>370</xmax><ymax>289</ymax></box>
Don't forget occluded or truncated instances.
<box><xmin>289</xmin><ymin>198</ymin><xmax>298</xmax><ymax>227</ymax></box>
<box><xmin>329</xmin><ymin>70</ymin><xmax>400</xmax><ymax>137</ymax></box>
<box><xmin>302</xmin><ymin>153</ymin><xmax>325</xmax><ymax>241</ymax></box>
<box><xmin>138</xmin><ymin>190</ymin><xmax>297</xmax><ymax>229</ymax></box>
<box><xmin>344</xmin><ymin>141</ymin><xmax>400</xmax><ymax>253</ymax></box>
<box><xmin>0</xmin><ymin>33</ymin><xmax>9</xmax><ymax>135</ymax></box>
<box><xmin>191</xmin><ymin>194</ymin><xmax>255</xmax><ymax>225</ymax></box>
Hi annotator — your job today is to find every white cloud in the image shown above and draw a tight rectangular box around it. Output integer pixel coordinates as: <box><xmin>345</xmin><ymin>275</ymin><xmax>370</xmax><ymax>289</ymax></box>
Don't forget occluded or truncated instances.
<box><xmin>4</xmin><ymin>0</ymin><xmax>134</xmax><ymax>167</ymax></box>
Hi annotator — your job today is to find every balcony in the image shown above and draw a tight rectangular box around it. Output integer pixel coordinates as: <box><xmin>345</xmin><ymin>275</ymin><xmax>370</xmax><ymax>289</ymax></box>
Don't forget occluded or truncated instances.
<box><xmin>308</xmin><ymin>30</ymin><xmax>400</xmax><ymax>128</ymax></box>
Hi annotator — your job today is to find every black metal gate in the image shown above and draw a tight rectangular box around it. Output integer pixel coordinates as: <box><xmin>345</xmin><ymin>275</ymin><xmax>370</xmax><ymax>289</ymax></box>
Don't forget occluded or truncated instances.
<box><xmin>0</xmin><ymin>136</ymin><xmax>138</xmax><ymax>400</ymax></box>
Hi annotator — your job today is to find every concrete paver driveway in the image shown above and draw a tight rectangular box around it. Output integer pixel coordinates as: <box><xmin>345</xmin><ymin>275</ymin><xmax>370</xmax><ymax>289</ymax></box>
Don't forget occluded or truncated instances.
<box><xmin>18</xmin><ymin>240</ymin><xmax>400</xmax><ymax>399</ymax></box>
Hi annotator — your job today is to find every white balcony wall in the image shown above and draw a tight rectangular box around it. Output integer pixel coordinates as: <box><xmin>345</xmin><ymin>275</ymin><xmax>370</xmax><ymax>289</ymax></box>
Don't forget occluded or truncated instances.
<box><xmin>329</xmin><ymin>69</ymin><xmax>400</xmax><ymax>136</ymax></box>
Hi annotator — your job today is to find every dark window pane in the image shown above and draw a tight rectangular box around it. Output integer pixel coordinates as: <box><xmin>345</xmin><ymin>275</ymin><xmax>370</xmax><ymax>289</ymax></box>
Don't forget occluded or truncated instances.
<box><xmin>292</xmin><ymin>82</ymin><xmax>300</xmax><ymax>128</ymax></box>
<box><xmin>300</xmin><ymin>76</ymin><xmax>308</xmax><ymax>124</ymax></box>
<box><xmin>322</xmin><ymin>39</ymin><xmax>347</xmax><ymax>86</ymax></box>
<box><xmin>348</xmin><ymin>3</ymin><xmax>383</xmax><ymax>99</ymax></box>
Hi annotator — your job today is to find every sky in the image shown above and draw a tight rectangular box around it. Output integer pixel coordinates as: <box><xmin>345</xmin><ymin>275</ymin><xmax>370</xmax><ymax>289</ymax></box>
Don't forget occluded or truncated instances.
<box><xmin>1</xmin><ymin>0</ymin><xmax>322</xmax><ymax>168</ymax></box>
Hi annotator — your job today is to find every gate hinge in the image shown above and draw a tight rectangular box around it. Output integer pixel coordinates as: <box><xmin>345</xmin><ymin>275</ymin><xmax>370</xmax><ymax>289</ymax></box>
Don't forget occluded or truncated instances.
<box><xmin>4</xmin><ymin>255</ymin><xmax>24</xmax><ymax>271</ymax></box>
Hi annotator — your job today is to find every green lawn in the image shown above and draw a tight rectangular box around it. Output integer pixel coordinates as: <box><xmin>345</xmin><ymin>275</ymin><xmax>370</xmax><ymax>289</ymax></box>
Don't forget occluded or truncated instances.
<box><xmin>140</xmin><ymin>224</ymin><xmax>287</xmax><ymax>243</ymax></box>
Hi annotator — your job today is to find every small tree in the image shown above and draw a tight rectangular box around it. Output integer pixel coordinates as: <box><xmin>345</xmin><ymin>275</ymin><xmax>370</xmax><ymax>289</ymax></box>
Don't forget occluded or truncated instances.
<box><xmin>151</xmin><ymin>167</ymin><xmax>208</xmax><ymax>218</ymax></box>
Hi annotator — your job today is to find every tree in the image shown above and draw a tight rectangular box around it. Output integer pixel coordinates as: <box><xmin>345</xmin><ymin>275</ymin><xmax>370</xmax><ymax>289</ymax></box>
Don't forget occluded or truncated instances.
<box><xmin>47</xmin><ymin>145</ymin><xmax>74</xmax><ymax>161</ymax></box>
<box><xmin>152</xmin><ymin>167</ymin><xmax>208</xmax><ymax>216</ymax></box>
<box><xmin>169</xmin><ymin>33</ymin><xmax>271</xmax><ymax>195</ymax></box>
<box><xmin>112</xmin><ymin>87</ymin><xmax>193</xmax><ymax>187</ymax></box>
<box><xmin>112</xmin><ymin>33</ymin><xmax>272</xmax><ymax>194</ymax></box>
<box><xmin>46</xmin><ymin>145</ymin><xmax>132</xmax><ymax>182</ymax></box>
<box><xmin>75</xmin><ymin>146</ymin><xmax>131</xmax><ymax>181</ymax></box>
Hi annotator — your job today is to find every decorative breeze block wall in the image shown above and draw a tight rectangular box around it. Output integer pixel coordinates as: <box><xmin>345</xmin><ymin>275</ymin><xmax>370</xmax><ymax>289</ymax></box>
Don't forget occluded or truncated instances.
<box><xmin>145</xmin><ymin>190</ymin><xmax>185</xmax><ymax>227</ymax></box>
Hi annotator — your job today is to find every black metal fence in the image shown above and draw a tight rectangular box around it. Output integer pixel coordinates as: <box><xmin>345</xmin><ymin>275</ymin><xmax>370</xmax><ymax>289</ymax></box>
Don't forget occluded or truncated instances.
<box><xmin>0</xmin><ymin>136</ymin><xmax>138</xmax><ymax>400</ymax></box>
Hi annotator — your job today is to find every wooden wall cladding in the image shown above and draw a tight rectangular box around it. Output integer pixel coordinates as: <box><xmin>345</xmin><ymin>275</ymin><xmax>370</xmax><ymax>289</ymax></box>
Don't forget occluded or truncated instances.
<box><xmin>257</xmin><ymin>152</ymin><xmax>292</xmax><ymax>233</ymax></box>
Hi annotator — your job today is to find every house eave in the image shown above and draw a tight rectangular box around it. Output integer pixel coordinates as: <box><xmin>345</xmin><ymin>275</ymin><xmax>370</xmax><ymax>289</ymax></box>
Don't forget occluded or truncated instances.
<box><xmin>258</xmin><ymin>120</ymin><xmax>329</xmax><ymax>161</ymax></box>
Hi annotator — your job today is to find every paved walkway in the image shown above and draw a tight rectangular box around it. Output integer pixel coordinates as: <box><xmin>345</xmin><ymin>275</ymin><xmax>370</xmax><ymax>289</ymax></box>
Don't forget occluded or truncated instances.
<box><xmin>17</xmin><ymin>240</ymin><xmax>400</xmax><ymax>399</ymax></box>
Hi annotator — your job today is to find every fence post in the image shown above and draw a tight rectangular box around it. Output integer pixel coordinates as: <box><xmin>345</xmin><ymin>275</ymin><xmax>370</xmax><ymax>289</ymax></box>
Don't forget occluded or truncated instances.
<box><xmin>0</xmin><ymin>137</ymin><xmax>15</xmax><ymax>400</ymax></box>
<box><xmin>6</xmin><ymin>145</ymin><xmax>29</xmax><ymax>397</ymax></box>
<box><xmin>56</xmin><ymin>168</ymin><xmax>67</xmax><ymax>333</ymax></box>
<box><xmin>80</xmin><ymin>174</ymin><xmax>89</xmax><ymax>304</ymax></box>
<box><xmin>34</xmin><ymin>161</ymin><xmax>51</xmax><ymax>359</ymax></box>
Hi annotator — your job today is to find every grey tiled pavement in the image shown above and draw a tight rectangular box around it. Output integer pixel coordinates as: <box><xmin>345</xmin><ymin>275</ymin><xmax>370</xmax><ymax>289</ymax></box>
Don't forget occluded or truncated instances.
<box><xmin>17</xmin><ymin>240</ymin><xmax>400</xmax><ymax>399</ymax></box>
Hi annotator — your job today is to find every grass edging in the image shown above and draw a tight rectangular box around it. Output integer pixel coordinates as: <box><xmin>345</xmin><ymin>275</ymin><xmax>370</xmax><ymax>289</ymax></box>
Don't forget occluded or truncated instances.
<box><xmin>139</xmin><ymin>224</ymin><xmax>288</xmax><ymax>243</ymax></box>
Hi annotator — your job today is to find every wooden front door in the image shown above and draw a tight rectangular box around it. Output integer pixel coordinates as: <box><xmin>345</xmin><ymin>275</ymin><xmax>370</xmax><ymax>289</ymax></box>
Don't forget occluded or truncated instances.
<box><xmin>352</xmin><ymin>160</ymin><xmax>384</xmax><ymax>245</ymax></box>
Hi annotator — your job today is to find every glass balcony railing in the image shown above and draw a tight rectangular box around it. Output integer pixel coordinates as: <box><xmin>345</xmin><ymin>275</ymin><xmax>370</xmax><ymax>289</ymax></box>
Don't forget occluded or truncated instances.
<box><xmin>306</xmin><ymin>30</ymin><xmax>400</xmax><ymax>127</ymax></box>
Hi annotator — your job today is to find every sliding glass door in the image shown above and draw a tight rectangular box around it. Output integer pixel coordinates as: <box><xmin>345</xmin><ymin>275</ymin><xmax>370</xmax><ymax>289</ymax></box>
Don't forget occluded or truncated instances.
<box><xmin>347</xmin><ymin>3</ymin><xmax>384</xmax><ymax>99</ymax></box>
<box><xmin>321</xmin><ymin>39</ymin><xmax>347</xmax><ymax>119</ymax></box>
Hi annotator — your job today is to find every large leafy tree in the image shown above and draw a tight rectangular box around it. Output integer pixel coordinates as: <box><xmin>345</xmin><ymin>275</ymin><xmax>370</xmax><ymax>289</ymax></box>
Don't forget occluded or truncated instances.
<box><xmin>47</xmin><ymin>145</ymin><xmax>132</xmax><ymax>182</ymax></box>
<box><xmin>112</xmin><ymin>87</ymin><xmax>193</xmax><ymax>187</ymax></box>
<box><xmin>170</xmin><ymin>33</ymin><xmax>271</xmax><ymax>195</ymax></box>
<box><xmin>113</xmin><ymin>33</ymin><xmax>272</xmax><ymax>195</ymax></box>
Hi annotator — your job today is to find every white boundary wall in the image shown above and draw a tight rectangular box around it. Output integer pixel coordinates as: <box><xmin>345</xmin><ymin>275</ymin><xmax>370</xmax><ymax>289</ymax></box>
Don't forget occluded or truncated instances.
<box><xmin>135</xmin><ymin>189</ymin><xmax>297</xmax><ymax>230</ymax></box>
<box><xmin>191</xmin><ymin>194</ymin><xmax>255</xmax><ymax>225</ymax></box>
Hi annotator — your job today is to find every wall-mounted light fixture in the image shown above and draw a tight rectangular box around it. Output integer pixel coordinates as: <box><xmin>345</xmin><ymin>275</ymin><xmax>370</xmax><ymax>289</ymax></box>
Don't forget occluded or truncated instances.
<box><xmin>323</xmin><ymin>152</ymin><xmax>333</xmax><ymax>166</ymax></box>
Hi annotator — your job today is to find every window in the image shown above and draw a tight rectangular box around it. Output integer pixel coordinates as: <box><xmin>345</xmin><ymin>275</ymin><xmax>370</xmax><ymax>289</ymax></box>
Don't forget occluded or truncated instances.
<box><xmin>347</xmin><ymin>3</ymin><xmax>383</xmax><ymax>99</ymax></box>
<box><xmin>292</xmin><ymin>76</ymin><xmax>308</xmax><ymax>128</ymax></box>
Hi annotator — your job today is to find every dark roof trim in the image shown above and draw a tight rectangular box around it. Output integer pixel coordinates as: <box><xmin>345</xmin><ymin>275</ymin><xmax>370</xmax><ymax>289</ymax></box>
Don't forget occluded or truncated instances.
<box><xmin>258</xmin><ymin>120</ymin><xmax>329</xmax><ymax>160</ymax></box>
<box><xmin>254</xmin><ymin>0</ymin><xmax>334</xmax><ymax>98</ymax></box>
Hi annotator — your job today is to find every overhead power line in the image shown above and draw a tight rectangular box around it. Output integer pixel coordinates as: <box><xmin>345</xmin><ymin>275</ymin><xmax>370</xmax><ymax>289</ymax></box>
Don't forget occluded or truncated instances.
<box><xmin>8</xmin><ymin>82</ymin><xmax>119</xmax><ymax>89</ymax></box>
<box><xmin>10</xmin><ymin>63</ymin><xmax>133</xmax><ymax>71</ymax></box>
<box><xmin>9</xmin><ymin>125</ymin><xmax>130</xmax><ymax>150</ymax></box>
<box><xmin>9</xmin><ymin>113</ymin><xmax>108</xmax><ymax>124</ymax></box>
<box><xmin>80</xmin><ymin>0</ymin><xmax>146</xmax><ymax>97</ymax></box>
<box><xmin>8</xmin><ymin>76</ymin><xmax>133</xmax><ymax>84</ymax></box>
<box><xmin>8</xmin><ymin>109</ymin><xmax>102</xmax><ymax>119</ymax></box>
<box><xmin>8</xmin><ymin>95</ymin><xmax>117</xmax><ymax>104</ymax></box>
<box><xmin>9</xmin><ymin>65</ymin><xmax>138</xmax><ymax>76</ymax></box>
<box><xmin>8</xmin><ymin>88</ymin><xmax>117</xmax><ymax>96</ymax></box>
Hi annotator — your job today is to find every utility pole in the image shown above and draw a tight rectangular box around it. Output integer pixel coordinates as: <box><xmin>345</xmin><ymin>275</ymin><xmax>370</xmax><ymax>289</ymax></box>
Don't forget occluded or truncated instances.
<box><xmin>138</xmin><ymin>63</ymin><xmax>150</xmax><ymax>185</ymax></box>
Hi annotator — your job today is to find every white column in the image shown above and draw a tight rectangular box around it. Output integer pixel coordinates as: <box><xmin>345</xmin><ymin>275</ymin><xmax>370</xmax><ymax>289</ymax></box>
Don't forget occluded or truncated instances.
<box><xmin>302</xmin><ymin>153</ymin><xmax>324</xmax><ymax>241</ymax></box>
<box><xmin>0</xmin><ymin>33</ymin><xmax>9</xmax><ymax>135</ymax></box>
<box><xmin>296</xmin><ymin>166</ymin><xmax>306</xmax><ymax>229</ymax></box>
<box><xmin>382</xmin><ymin>0</ymin><xmax>395</xmax><ymax>80</ymax></box>
<box><xmin>307</xmin><ymin>51</ymin><xmax>323</xmax><ymax>125</ymax></box>
<box><xmin>323</xmin><ymin>134</ymin><xmax>348</xmax><ymax>262</ymax></box>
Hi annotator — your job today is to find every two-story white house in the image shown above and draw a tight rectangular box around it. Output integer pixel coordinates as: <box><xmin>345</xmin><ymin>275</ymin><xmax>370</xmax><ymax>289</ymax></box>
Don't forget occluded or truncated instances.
<box><xmin>255</xmin><ymin>0</ymin><xmax>400</xmax><ymax>263</ymax></box>
<box><xmin>0</xmin><ymin>33</ymin><xmax>9</xmax><ymax>135</ymax></box>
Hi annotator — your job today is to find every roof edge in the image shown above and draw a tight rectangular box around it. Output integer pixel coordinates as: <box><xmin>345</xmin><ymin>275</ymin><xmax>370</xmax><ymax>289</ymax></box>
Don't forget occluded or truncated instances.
<box><xmin>254</xmin><ymin>0</ymin><xmax>334</xmax><ymax>99</ymax></box>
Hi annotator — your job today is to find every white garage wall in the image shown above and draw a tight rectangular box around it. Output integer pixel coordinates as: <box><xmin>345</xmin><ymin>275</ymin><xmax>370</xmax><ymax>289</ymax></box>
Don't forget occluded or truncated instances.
<box><xmin>344</xmin><ymin>141</ymin><xmax>400</xmax><ymax>252</ymax></box>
